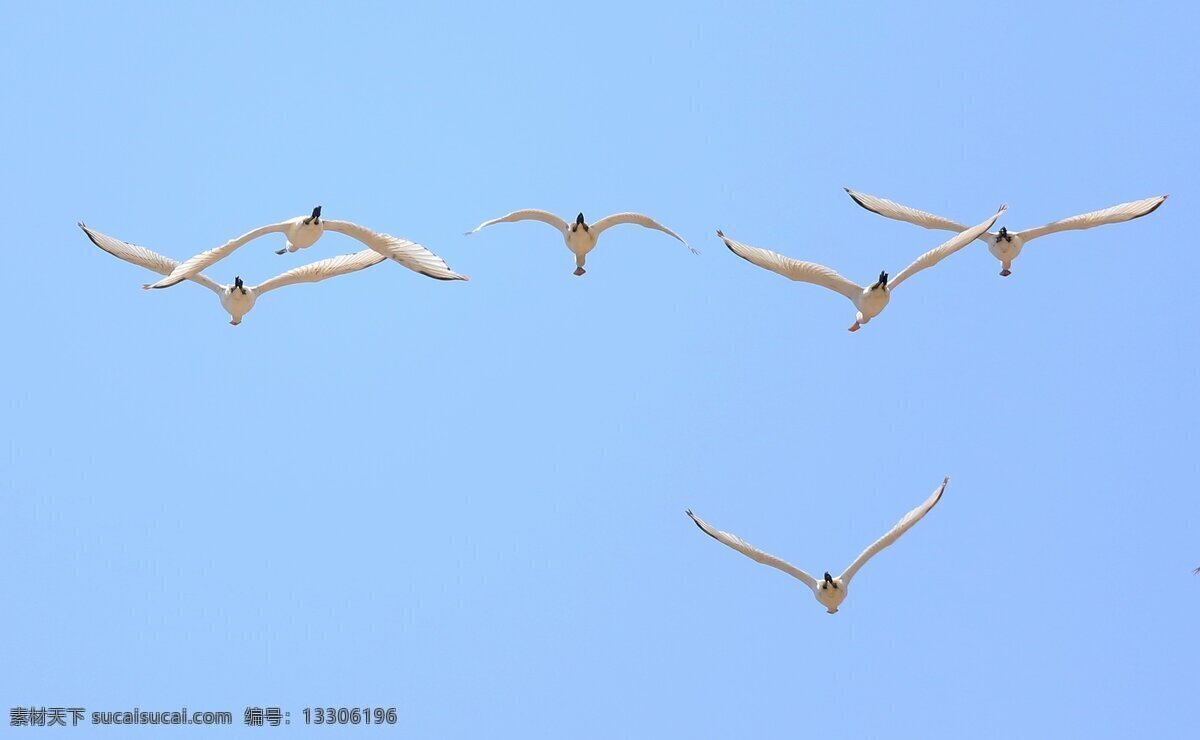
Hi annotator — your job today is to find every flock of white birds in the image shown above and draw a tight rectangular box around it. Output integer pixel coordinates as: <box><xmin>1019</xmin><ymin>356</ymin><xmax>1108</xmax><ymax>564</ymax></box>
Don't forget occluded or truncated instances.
<box><xmin>82</xmin><ymin>190</ymin><xmax>1171</xmax><ymax>612</ymax></box>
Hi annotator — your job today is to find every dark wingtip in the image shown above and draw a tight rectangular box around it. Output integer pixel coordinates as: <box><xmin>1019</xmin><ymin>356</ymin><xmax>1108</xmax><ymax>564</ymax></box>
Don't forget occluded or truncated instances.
<box><xmin>932</xmin><ymin>477</ymin><xmax>949</xmax><ymax>506</ymax></box>
<box><xmin>421</xmin><ymin>271</ymin><xmax>468</xmax><ymax>282</ymax></box>
<box><xmin>686</xmin><ymin>510</ymin><xmax>721</xmax><ymax>541</ymax></box>
<box><xmin>1133</xmin><ymin>195</ymin><xmax>1168</xmax><ymax>220</ymax></box>
<box><xmin>845</xmin><ymin>189</ymin><xmax>884</xmax><ymax>217</ymax></box>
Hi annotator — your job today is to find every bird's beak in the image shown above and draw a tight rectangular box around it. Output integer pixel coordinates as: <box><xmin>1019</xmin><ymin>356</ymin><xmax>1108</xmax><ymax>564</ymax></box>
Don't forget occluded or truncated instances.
<box><xmin>874</xmin><ymin>271</ymin><xmax>888</xmax><ymax>290</ymax></box>
<box><xmin>304</xmin><ymin>205</ymin><xmax>322</xmax><ymax>225</ymax></box>
<box><xmin>823</xmin><ymin>572</ymin><xmax>833</xmax><ymax>584</ymax></box>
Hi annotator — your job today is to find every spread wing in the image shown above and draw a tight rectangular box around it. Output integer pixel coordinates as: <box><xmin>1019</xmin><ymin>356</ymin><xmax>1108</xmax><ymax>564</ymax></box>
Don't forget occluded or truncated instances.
<box><xmin>79</xmin><ymin>223</ymin><xmax>223</xmax><ymax>294</ymax></box>
<box><xmin>590</xmin><ymin>212</ymin><xmax>697</xmax><ymax>253</ymax></box>
<box><xmin>717</xmin><ymin>230</ymin><xmax>862</xmax><ymax>302</ymax></box>
<box><xmin>838</xmin><ymin>477</ymin><xmax>948</xmax><ymax>585</ymax></box>
<box><xmin>888</xmin><ymin>205</ymin><xmax>1007</xmax><ymax>290</ymax></box>
<box><xmin>322</xmin><ymin>220</ymin><xmax>468</xmax><ymax>281</ymax></box>
<box><xmin>464</xmin><ymin>209</ymin><xmax>569</xmax><ymax>236</ymax></box>
<box><xmin>686</xmin><ymin>510</ymin><xmax>818</xmax><ymax>589</ymax></box>
<box><xmin>844</xmin><ymin>188</ymin><xmax>973</xmax><ymax>233</ymax></box>
<box><xmin>250</xmin><ymin>249</ymin><xmax>387</xmax><ymax>295</ymax></box>
<box><xmin>143</xmin><ymin>221</ymin><xmax>291</xmax><ymax>290</ymax></box>
<box><xmin>1016</xmin><ymin>195</ymin><xmax>1168</xmax><ymax>243</ymax></box>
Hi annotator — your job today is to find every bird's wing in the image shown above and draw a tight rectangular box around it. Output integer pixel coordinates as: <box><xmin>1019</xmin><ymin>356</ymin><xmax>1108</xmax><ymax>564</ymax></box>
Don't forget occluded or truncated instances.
<box><xmin>322</xmin><ymin>220</ymin><xmax>468</xmax><ymax>281</ymax></box>
<box><xmin>888</xmin><ymin>205</ymin><xmax>1007</xmax><ymax>290</ymax></box>
<box><xmin>464</xmin><ymin>209</ymin><xmax>569</xmax><ymax>236</ymax></box>
<box><xmin>1015</xmin><ymin>195</ymin><xmax>1168</xmax><ymax>243</ymax></box>
<box><xmin>79</xmin><ymin>223</ymin><xmax>223</xmax><ymax>294</ymax></box>
<box><xmin>686</xmin><ymin>510</ymin><xmax>818</xmax><ymax>589</ymax></box>
<box><xmin>838</xmin><ymin>477</ymin><xmax>948</xmax><ymax>585</ymax></box>
<box><xmin>717</xmin><ymin>230</ymin><xmax>862</xmax><ymax>302</ymax></box>
<box><xmin>250</xmin><ymin>249</ymin><xmax>387</xmax><ymax>295</ymax></box>
<box><xmin>844</xmin><ymin>188</ymin><xmax>972</xmax><ymax>233</ymax></box>
<box><xmin>143</xmin><ymin>221</ymin><xmax>290</xmax><ymax>289</ymax></box>
<box><xmin>590</xmin><ymin>212</ymin><xmax>697</xmax><ymax>253</ymax></box>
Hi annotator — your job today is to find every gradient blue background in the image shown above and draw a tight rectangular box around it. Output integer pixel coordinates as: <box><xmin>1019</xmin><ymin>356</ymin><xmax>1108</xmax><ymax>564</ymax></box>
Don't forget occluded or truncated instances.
<box><xmin>2</xmin><ymin>2</ymin><xmax>1197</xmax><ymax>737</ymax></box>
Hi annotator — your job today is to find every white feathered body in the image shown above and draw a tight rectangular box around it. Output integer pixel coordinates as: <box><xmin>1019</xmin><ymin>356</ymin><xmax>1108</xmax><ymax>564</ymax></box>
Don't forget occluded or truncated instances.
<box><xmin>814</xmin><ymin>578</ymin><xmax>849</xmax><ymax>614</ymax></box>
<box><xmin>986</xmin><ymin>232</ymin><xmax>1024</xmax><ymax>264</ymax></box>
<box><xmin>853</xmin><ymin>287</ymin><xmax>890</xmax><ymax>326</ymax></box>
<box><xmin>283</xmin><ymin>217</ymin><xmax>324</xmax><ymax>253</ymax></box>
<box><xmin>564</xmin><ymin>225</ymin><xmax>599</xmax><ymax>257</ymax></box>
<box><xmin>219</xmin><ymin>286</ymin><xmax>257</xmax><ymax>324</ymax></box>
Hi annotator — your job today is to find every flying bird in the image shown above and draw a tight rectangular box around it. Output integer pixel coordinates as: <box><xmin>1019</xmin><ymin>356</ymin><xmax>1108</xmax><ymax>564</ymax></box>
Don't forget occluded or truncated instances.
<box><xmin>686</xmin><ymin>477</ymin><xmax>948</xmax><ymax>614</ymax></box>
<box><xmin>81</xmin><ymin>224</ymin><xmax>388</xmax><ymax>325</ymax></box>
<box><xmin>464</xmin><ymin>209</ymin><xmax>695</xmax><ymax>275</ymax></box>
<box><xmin>718</xmin><ymin>205</ymin><xmax>1006</xmax><ymax>331</ymax></box>
<box><xmin>143</xmin><ymin>207</ymin><xmax>467</xmax><ymax>289</ymax></box>
<box><xmin>845</xmin><ymin>189</ymin><xmax>1167</xmax><ymax>277</ymax></box>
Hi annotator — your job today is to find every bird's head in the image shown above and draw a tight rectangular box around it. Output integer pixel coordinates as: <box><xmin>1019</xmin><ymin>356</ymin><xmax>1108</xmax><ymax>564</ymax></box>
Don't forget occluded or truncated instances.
<box><xmin>572</xmin><ymin>212</ymin><xmax>588</xmax><ymax>233</ymax></box>
<box><xmin>815</xmin><ymin>571</ymin><xmax>846</xmax><ymax>613</ymax></box>
<box><xmin>997</xmin><ymin>226</ymin><xmax>1012</xmax><ymax>243</ymax></box>
<box><xmin>233</xmin><ymin>276</ymin><xmax>247</xmax><ymax>294</ymax></box>
<box><xmin>302</xmin><ymin>205</ymin><xmax>322</xmax><ymax>225</ymax></box>
<box><xmin>871</xmin><ymin>270</ymin><xmax>889</xmax><ymax>291</ymax></box>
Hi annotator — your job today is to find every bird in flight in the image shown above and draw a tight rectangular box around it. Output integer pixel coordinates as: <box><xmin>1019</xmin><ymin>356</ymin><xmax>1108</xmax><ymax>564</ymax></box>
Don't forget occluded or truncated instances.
<box><xmin>686</xmin><ymin>477</ymin><xmax>948</xmax><ymax>614</ymax></box>
<box><xmin>719</xmin><ymin>205</ymin><xmax>1006</xmax><ymax>331</ymax></box>
<box><xmin>465</xmin><ymin>209</ymin><xmax>695</xmax><ymax>276</ymax></box>
<box><xmin>142</xmin><ymin>206</ymin><xmax>467</xmax><ymax>289</ymax></box>
<box><xmin>844</xmin><ymin>189</ymin><xmax>1167</xmax><ymax>277</ymax></box>
<box><xmin>82</xmin><ymin>224</ymin><xmax>390</xmax><ymax>325</ymax></box>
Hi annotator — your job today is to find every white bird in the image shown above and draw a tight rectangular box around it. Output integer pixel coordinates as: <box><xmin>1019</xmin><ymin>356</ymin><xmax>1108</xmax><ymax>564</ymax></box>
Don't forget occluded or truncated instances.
<box><xmin>686</xmin><ymin>477</ymin><xmax>948</xmax><ymax>614</ymax></box>
<box><xmin>81</xmin><ymin>224</ymin><xmax>387</xmax><ymax>325</ymax></box>
<box><xmin>845</xmin><ymin>189</ymin><xmax>1168</xmax><ymax>277</ymax></box>
<box><xmin>143</xmin><ymin>206</ymin><xmax>467</xmax><ymax>289</ymax></box>
<box><xmin>719</xmin><ymin>205</ymin><xmax>1007</xmax><ymax>331</ymax></box>
<box><xmin>464</xmin><ymin>209</ymin><xmax>696</xmax><ymax>276</ymax></box>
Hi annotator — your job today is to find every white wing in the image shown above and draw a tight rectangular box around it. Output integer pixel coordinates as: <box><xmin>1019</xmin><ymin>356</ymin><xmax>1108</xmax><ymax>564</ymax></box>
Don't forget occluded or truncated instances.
<box><xmin>250</xmin><ymin>249</ymin><xmax>387</xmax><ymax>295</ymax></box>
<box><xmin>79</xmin><ymin>223</ymin><xmax>223</xmax><ymax>295</ymax></box>
<box><xmin>838</xmin><ymin>477</ymin><xmax>948</xmax><ymax>585</ymax></box>
<box><xmin>888</xmin><ymin>205</ymin><xmax>1007</xmax><ymax>291</ymax></box>
<box><xmin>717</xmin><ymin>230</ymin><xmax>862</xmax><ymax>303</ymax></box>
<box><xmin>323</xmin><ymin>220</ymin><xmax>468</xmax><ymax>281</ymax></box>
<box><xmin>844</xmin><ymin>188</ymin><xmax>972</xmax><ymax>233</ymax></box>
<box><xmin>250</xmin><ymin>248</ymin><xmax>386</xmax><ymax>293</ymax></box>
<box><xmin>1016</xmin><ymin>195</ymin><xmax>1168</xmax><ymax>243</ymax></box>
<box><xmin>144</xmin><ymin>221</ymin><xmax>291</xmax><ymax>290</ymax></box>
<box><xmin>686</xmin><ymin>510</ymin><xmax>818</xmax><ymax>589</ymax></box>
<box><xmin>464</xmin><ymin>209</ymin><xmax>569</xmax><ymax>236</ymax></box>
<box><xmin>590</xmin><ymin>212</ymin><xmax>697</xmax><ymax>254</ymax></box>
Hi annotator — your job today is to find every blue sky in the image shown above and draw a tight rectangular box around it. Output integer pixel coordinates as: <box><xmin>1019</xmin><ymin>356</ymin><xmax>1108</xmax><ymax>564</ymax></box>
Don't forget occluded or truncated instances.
<box><xmin>2</xmin><ymin>1</ymin><xmax>1197</xmax><ymax>737</ymax></box>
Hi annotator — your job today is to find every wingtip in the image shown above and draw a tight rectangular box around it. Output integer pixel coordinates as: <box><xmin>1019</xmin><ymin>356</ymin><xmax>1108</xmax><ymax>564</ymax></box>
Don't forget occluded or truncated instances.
<box><xmin>715</xmin><ymin>229</ymin><xmax>725</xmax><ymax>238</ymax></box>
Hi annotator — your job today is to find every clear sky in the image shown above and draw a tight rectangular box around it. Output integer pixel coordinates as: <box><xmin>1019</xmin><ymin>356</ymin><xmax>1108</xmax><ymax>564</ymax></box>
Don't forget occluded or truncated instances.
<box><xmin>2</xmin><ymin>1</ymin><xmax>1197</xmax><ymax>737</ymax></box>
